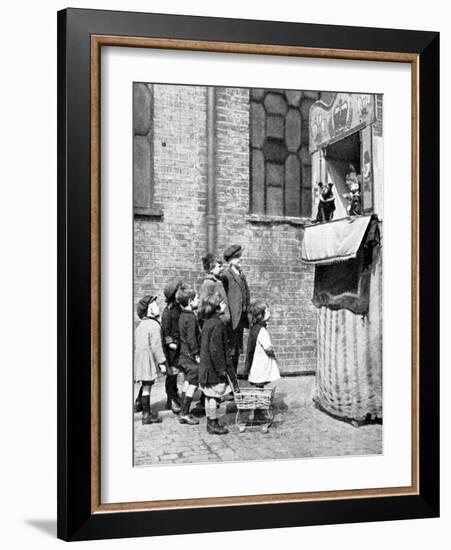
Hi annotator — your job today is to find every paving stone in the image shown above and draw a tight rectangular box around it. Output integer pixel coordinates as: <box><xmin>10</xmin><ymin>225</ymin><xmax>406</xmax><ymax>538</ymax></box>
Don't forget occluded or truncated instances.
<box><xmin>160</xmin><ymin>453</ymin><xmax>179</xmax><ymax>460</ymax></box>
<box><xmin>134</xmin><ymin>377</ymin><xmax>382</xmax><ymax>466</ymax></box>
<box><xmin>215</xmin><ymin>448</ymin><xmax>239</xmax><ymax>461</ymax></box>
<box><xmin>208</xmin><ymin>443</ymin><xmax>228</xmax><ymax>451</ymax></box>
<box><xmin>187</xmin><ymin>455</ymin><xmax>215</xmax><ymax>463</ymax></box>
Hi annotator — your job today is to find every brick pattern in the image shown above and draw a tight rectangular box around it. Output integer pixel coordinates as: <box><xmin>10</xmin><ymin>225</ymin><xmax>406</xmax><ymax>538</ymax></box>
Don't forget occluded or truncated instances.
<box><xmin>134</xmin><ymin>85</ymin><xmax>208</xmax><ymax>311</ymax></box>
<box><xmin>134</xmin><ymin>84</ymin><xmax>317</xmax><ymax>374</ymax></box>
<box><xmin>215</xmin><ymin>87</ymin><xmax>316</xmax><ymax>373</ymax></box>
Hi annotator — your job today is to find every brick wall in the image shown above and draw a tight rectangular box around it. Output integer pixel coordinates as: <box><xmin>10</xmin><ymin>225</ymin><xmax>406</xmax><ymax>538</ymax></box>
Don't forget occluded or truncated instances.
<box><xmin>134</xmin><ymin>84</ymin><xmax>317</xmax><ymax>374</ymax></box>
<box><xmin>215</xmin><ymin>87</ymin><xmax>316</xmax><ymax>373</ymax></box>
<box><xmin>134</xmin><ymin>84</ymin><xmax>208</xmax><ymax>306</ymax></box>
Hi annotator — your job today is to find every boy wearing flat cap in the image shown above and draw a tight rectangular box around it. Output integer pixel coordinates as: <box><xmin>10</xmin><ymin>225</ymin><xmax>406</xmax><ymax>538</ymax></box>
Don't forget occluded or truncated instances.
<box><xmin>134</xmin><ymin>295</ymin><xmax>167</xmax><ymax>424</ymax></box>
<box><xmin>221</xmin><ymin>244</ymin><xmax>251</xmax><ymax>373</ymax></box>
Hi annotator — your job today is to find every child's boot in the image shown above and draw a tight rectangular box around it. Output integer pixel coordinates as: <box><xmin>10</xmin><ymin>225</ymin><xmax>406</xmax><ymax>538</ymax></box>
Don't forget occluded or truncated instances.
<box><xmin>206</xmin><ymin>418</ymin><xmax>229</xmax><ymax>435</ymax></box>
<box><xmin>192</xmin><ymin>392</ymin><xmax>205</xmax><ymax>416</ymax></box>
<box><xmin>166</xmin><ymin>375</ymin><xmax>182</xmax><ymax>414</ymax></box>
<box><xmin>178</xmin><ymin>395</ymin><xmax>199</xmax><ymax>425</ymax></box>
<box><xmin>134</xmin><ymin>385</ymin><xmax>143</xmax><ymax>413</ymax></box>
<box><xmin>141</xmin><ymin>395</ymin><xmax>162</xmax><ymax>424</ymax></box>
<box><xmin>171</xmin><ymin>375</ymin><xmax>182</xmax><ymax>408</ymax></box>
<box><xmin>165</xmin><ymin>375</ymin><xmax>181</xmax><ymax>413</ymax></box>
<box><xmin>164</xmin><ymin>376</ymin><xmax>172</xmax><ymax>410</ymax></box>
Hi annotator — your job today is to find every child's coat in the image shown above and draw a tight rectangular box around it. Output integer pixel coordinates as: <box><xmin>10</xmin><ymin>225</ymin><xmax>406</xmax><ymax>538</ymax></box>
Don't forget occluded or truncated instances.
<box><xmin>178</xmin><ymin>309</ymin><xmax>201</xmax><ymax>386</ymax></box>
<box><xmin>199</xmin><ymin>315</ymin><xmax>231</xmax><ymax>386</ymax></box>
<box><xmin>134</xmin><ymin>316</ymin><xmax>166</xmax><ymax>382</ymax></box>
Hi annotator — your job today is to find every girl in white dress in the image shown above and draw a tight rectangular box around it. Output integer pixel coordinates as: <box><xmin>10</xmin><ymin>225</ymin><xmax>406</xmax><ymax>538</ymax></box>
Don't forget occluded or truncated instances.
<box><xmin>245</xmin><ymin>301</ymin><xmax>280</xmax><ymax>386</ymax></box>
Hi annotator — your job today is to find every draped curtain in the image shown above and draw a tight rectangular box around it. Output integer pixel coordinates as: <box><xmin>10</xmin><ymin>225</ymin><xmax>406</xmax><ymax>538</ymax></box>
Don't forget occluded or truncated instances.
<box><xmin>313</xmin><ymin>247</ymin><xmax>382</xmax><ymax>422</ymax></box>
<box><xmin>302</xmin><ymin>216</ymin><xmax>383</xmax><ymax>423</ymax></box>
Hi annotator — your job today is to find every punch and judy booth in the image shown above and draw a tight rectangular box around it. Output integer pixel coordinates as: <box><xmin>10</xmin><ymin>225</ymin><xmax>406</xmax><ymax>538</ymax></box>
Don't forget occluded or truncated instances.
<box><xmin>302</xmin><ymin>93</ymin><xmax>383</xmax><ymax>424</ymax></box>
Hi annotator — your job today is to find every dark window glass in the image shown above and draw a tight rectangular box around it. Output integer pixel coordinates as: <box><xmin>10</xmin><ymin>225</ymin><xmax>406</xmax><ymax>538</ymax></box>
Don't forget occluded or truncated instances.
<box><xmin>133</xmin><ymin>83</ymin><xmax>156</xmax><ymax>215</ymax></box>
<box><xmin>250</xmin><ymin>89</ymin><xmax>313</xmax><ymax>217</ymax></box>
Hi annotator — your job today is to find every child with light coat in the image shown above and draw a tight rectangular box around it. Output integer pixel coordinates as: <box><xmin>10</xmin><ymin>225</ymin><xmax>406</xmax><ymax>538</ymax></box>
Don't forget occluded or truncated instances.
<box><xmin>134</xmin><ymin>295</ymin><xmax>167</xmax><ymax>424</ymax></box>
<box><xmin>244</xmin><ymin>301</ymin><xmax>280</xmax><ymax>387</ymax></box>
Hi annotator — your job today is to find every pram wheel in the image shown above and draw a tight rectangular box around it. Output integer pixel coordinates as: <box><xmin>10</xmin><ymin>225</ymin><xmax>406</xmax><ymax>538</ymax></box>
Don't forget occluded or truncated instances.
<box><xmin>236</xmin><ymin>411</ymin><xmax>246</xmax><ymax>433</ymax></box>
<box><xmin>233</xmin><ymin>384</ymin><xmax>276</xmax><ymax>433</ymax></box>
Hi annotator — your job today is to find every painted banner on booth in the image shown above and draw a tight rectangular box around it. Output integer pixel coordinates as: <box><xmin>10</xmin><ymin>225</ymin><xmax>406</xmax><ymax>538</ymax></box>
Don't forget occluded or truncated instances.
<box><xmin>309</xmin><ymin>93</ymin><xmax>375</xmax><ymax>152</ymax></box>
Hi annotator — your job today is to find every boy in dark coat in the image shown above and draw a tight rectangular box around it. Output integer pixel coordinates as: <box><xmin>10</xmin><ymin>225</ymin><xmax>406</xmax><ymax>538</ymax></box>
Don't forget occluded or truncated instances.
<box><xmin>198</xmin><ymin>291</ymin><xmax>238</xmax><ymax>435</ymax></box>
<box><xmin>161</xmin><ymin>278</ymin><xmax>184</xmax><ymax>413</ymax></box>
<box><xmin>221</xmin><ymin>244</ymin><xmax>251</xmax><ymax>373</ymax></box>
<box><xmin>176</xmin><ymin>287</ymin><xmax>201</xmax><ymax>425</ymax></box>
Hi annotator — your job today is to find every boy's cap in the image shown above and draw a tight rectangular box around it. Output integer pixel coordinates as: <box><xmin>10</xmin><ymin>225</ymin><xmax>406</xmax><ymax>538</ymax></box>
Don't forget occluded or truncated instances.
<box><xmin>202</xmin><ymin>252</ymin><xmax>221</xmax><ymax>272</ymax></box>
<box><xmin>137</xmin><ymin>295</ymin><xmax>157</xmax><ymax>318</ymax></box>
<box><xmin>163</xmin><ymin>277</ymin><xmax>184</xmax><ymax>300</ymax></box>
<box><xmin>223</xmin><ymin>244</ymin><xmax>243</xmax><ymax>262</ymax></box>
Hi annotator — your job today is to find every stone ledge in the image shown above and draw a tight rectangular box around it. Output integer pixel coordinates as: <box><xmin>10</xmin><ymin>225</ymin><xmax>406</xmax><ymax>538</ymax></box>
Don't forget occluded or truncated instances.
<box><xmin>246</xmin><ymin>214</ymin><xmax>310</xmax><ymax>227</ymax></box>
<box><xmin>134</xmin><ymin>206</ymin><xmax>164</xmax><ymax>219</ymax></box>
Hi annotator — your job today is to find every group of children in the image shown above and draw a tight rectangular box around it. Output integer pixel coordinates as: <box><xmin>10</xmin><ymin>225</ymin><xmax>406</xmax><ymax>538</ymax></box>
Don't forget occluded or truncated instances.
<box><xmin>134</xmin><ymin>260</ymin><xmax>280</xmax><ymax>436</ymax></box>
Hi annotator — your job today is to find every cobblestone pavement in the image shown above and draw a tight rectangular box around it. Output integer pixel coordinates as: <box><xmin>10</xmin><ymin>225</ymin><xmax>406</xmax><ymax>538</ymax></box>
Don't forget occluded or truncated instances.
<box><xmin>134</xmin><ymin>375</ymin><xmax>382</xmax><ymax>466</ymax></box>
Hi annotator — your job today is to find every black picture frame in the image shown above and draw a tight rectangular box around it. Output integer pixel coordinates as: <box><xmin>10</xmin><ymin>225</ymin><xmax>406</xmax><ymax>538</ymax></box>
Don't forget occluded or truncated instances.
<box><xmin>57</xmin><ymin>7</ymin><xmax>439</xmax><ymax>541</ymax></box>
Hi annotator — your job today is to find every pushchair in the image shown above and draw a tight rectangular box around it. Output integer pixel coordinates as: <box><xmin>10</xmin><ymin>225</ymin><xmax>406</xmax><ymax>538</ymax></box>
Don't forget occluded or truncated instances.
<box><xmin>228</xmin><ymin>375</ymin><xmax>275</xmax><ymax>433</ymax></box>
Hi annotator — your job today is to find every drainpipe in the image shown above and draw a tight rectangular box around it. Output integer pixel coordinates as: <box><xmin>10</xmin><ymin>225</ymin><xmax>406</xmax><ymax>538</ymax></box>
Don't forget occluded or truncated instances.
<box><xmin>206</xmin><ymin>86</ymin><xmax>217</xmax><ymax>254</ymax></box>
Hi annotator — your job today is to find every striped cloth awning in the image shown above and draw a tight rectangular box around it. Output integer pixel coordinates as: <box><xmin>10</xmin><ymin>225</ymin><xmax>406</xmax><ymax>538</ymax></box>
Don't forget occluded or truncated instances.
<box><xmin>301</xmin><ymin>215</ymin><xmax>374</xmax><ymax>265</ymax></box>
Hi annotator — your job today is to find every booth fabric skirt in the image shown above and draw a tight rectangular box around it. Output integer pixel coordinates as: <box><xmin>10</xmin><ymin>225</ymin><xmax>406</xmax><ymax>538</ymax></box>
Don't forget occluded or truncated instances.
<box><xmin>313</xmin><ymin>251</ymin><xmax>383</xmax><ymax>423</ymax></box>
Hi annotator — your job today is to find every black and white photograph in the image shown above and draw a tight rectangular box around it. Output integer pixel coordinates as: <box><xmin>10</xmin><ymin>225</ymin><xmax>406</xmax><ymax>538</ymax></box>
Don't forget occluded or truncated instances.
<box><xmin>133</xmin><ymin>83</ymin><xmax>383</xmax><ymax>466</ymax></box>
<box><xmin>0</xmin><ymin>0</ymin><xmax>445</xmax><ymax>545</ymax></box>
